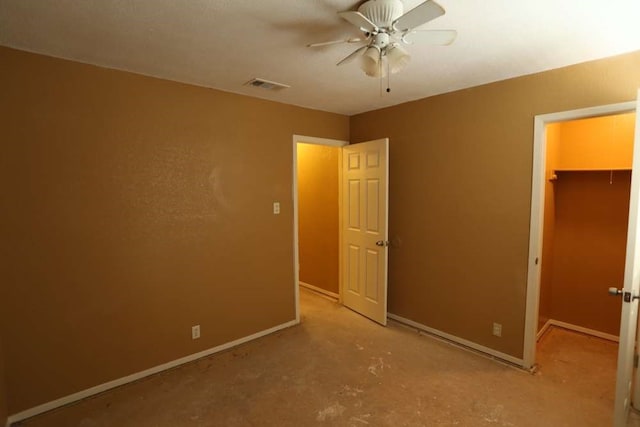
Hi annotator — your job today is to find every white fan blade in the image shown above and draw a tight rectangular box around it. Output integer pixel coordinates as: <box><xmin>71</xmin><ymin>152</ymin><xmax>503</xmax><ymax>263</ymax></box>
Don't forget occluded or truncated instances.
<box><xmin>402</xmin><ymin>29</ymin><xmax>457</xmax><ymax>46</ymax></box>
<box><xmin>338</xmin><ymin>11</ymin><xmax>378</xmax><ymax>33</ymax></box>
<box><xmin>394</xmin><ymin>0</ymin><xmax>445</xmax><ymax>32</ymax></box>
<box><xmin>337</xmin><ymin>45</ymin><xmax>367</xmax><ymax>66</ymax></box>
<box><xmin>307</xmin><ymin>38</ymin><xmax>363</xmax><ymax>48</ymax></box>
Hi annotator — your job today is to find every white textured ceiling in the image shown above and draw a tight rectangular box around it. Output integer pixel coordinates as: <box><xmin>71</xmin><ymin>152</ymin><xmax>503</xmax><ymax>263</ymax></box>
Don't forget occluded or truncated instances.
<box><xmin>1</xmin><ymin>0</ymin><xmax>640</xmax><ymax>115</ymax></box>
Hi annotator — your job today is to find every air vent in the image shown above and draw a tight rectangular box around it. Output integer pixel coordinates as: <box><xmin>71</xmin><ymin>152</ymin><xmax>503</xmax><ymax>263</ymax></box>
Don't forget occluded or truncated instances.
<box><xmin>245</xmin><ymin>78</ymin><xmax>290</xmax><ymax>91</ymax></box>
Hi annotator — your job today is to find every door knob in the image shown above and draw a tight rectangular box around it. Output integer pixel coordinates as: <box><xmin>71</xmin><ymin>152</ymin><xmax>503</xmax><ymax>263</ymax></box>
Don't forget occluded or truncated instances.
<box><xmin>608</xmin><ymin>287</ymin><xmax>623</xmax><ymax>296</ymax></box>
<box><xmin>608</xmin><ymin>287</ymin><xmax>640</xmax><ymax>303</ymax></box>
<box><xmin>376</xmin><ymin>240</ymin><xmax>390</xmax><ymax>247</ymax></box>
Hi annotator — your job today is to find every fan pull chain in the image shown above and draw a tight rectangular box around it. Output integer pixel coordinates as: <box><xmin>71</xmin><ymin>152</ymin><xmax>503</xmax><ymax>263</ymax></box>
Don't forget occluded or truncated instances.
<box><xmin>387</xmin><ymin>58</ymin><xmax>391</xmax><ymax>93</ymax></box>
<box><xmin>379</xmin><ymin>50</ymin><xmax>384</xmax><ymax>97</ymax></box>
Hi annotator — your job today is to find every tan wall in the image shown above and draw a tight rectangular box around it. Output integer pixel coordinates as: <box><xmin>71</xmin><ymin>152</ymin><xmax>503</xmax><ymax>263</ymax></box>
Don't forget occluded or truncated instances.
<box><xmin>297</xmin><ymin>143</ymin><xmax>340</xmax><ymax>294</ymax></box>
<box><xmin>540</xmin><ymin>113</ymin><xmax>634</xmax><ymax>335</ymax></box>
<box><xmin>554</xmin><ymin>113</ymin><xmax>636</xmax><ymax>170</ymax></box>
<box><xmin>0</xmin><ymin>46</ymin><xmax>349</xmax><ymax>414</ymax></box>
<box><xmin>350</xmin><ymin>50</ymin><xmax>640</xmax><ymax>358</ymax></box>
<box><xmin>549</xmin><ymin>171</ymin><xmax>628</xmax><ymax>335</ymax></box>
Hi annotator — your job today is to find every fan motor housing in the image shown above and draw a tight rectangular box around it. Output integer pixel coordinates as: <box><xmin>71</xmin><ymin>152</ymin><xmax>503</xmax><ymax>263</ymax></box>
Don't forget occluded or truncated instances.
<box><xmin>358</xmin><ymin>0</ymin><xmax>404</xmax><ymax>28</ymax></box>
<box><xmin>372</xmin><ymin>33</ymin><xmax>391</xmax><ymax>49</ymax></box>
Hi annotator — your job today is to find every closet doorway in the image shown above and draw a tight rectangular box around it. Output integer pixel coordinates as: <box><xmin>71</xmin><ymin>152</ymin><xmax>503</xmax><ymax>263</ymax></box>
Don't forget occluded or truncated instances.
<box><xmin>524</xmin><ymin>102</ymin><xmax>638</xmax><ymax>368</ymax></box>
<box><xmin>537</xmin><ymin>112</ymin><xmax>636</xmax><ymax>342</ymax></box>
<box><xmin>523</xmin><ymin>98</ymin><xmax>640</xmax><ymax>426</ymax></box>
<box><xmin>534</xmin><ymin>112</ymin><xmax>636</xmax><ymax>414</ymax></box>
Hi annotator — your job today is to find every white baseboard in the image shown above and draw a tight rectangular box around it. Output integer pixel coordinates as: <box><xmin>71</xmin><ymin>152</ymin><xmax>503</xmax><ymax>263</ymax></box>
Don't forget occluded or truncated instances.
<box><xmin>6</xmin><ymin>319</ymin><xmax>299</xmax><ymax>426</ymax></box>
<box><xmin>388</xmin><ymin>313</ymin><xmax>524</xmax><ymax>367</ymax></box>
<box><xmin>545</xmin><ymin>319</ymin><xmax>619</xmax><ymax>342</ymax></box>
<box><xmin>537</xmin><ymin>319</ymin><xmax>553</xmax><ymax>341</ymax></box>
<box><xmin>299</xmin><ymin>281</ymin><xmax>339</xmax><ymax>300</ymax></box>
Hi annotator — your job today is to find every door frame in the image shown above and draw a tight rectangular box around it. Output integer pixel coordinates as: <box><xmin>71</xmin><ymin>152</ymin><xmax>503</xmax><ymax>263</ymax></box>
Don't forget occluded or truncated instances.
<box><xmin>523</xmin><ymin>101</ymin><xmax>637</xmax><ymax>368</ymax></box>
<box><xmin>292</xmin><ymin>135</ymin><xmax>349</xmax><ymax>323</ymax></box>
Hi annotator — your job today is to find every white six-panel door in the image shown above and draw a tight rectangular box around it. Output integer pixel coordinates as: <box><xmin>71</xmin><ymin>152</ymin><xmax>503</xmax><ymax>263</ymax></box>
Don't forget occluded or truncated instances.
<box><xmin>342</xmin><ymin>138</ymin><xmax>389</xmax><ymax>325</ymax></box>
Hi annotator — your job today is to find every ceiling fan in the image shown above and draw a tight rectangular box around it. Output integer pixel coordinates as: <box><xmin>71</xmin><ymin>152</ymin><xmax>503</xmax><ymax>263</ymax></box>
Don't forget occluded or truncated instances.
<box><xmin>308</xmin><ymin>0</ymin><xmax>456</xmax><ymax>78</ymax></box>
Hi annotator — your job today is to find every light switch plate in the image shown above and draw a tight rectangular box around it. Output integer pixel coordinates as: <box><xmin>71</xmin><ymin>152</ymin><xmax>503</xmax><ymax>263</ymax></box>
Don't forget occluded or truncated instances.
<box><xmin>273</xmin><ymin>202</ymin><xmax>280</xmax><ymax>214</ymax></box>
<box><xmin>492</xmin><ymin>322</ymin><xmax>502</xmax><ymax>337</ymax></box>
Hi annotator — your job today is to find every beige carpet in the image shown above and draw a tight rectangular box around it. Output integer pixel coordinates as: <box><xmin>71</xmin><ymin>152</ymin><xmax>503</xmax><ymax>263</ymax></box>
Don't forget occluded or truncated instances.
<box><xmin>20</xmin><ymin>289</ymin><xmax>621</xmax><ymax>426</ymax></box>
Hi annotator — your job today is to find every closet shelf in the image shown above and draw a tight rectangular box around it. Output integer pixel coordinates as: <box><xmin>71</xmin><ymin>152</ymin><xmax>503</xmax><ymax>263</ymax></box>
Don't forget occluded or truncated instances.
<box><xmin>549</xmin><ymin>168</ymin><xmax>631</xmax><ymax>181</ymax></box>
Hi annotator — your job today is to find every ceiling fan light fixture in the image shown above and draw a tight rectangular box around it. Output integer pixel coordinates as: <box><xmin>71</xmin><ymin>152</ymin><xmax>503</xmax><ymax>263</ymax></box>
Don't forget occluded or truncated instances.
<box><xmin>309</xmin><ymin>0</ymin><xmax>454</xmax><ymax>81</ymax></box>
<box><xmin>360</xmin><ymin>46</ymin><xmax>387</xmax><ymax>78</ymax></box>
<box><xmin>386</xmin><ymin>44</ymin><xmax>410</xmax><ymax>74</ymax></box>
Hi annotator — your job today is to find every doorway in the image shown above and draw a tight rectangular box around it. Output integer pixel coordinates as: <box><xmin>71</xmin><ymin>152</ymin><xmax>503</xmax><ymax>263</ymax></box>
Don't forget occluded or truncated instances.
<box><xmin>523</xmin><ymin>100</ymin><xmax>639</xmax><ymax>425</ymax></box>
<box><xmin>292</xmin><ymin>135</ymin><xmax>348</xmax><ymax>323</ymax></box>
<box><xmin>292</xmin><ymin>135</ymin><xmax>390</xmax><ymax>325</ymax></box>
<box><xmin>524</xmin><ymin>101</ymin><xmax>637</xmax><ymax>368</ymax></box>
<box><xmin>536</xmin><ymin>113</ymin><xmax>635</xmax><ymax>342</ymax></box>
<box><xmin>534</xmin><ymin>112</ymin><xmax>636</xmax><ymax>419</ymax></box>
